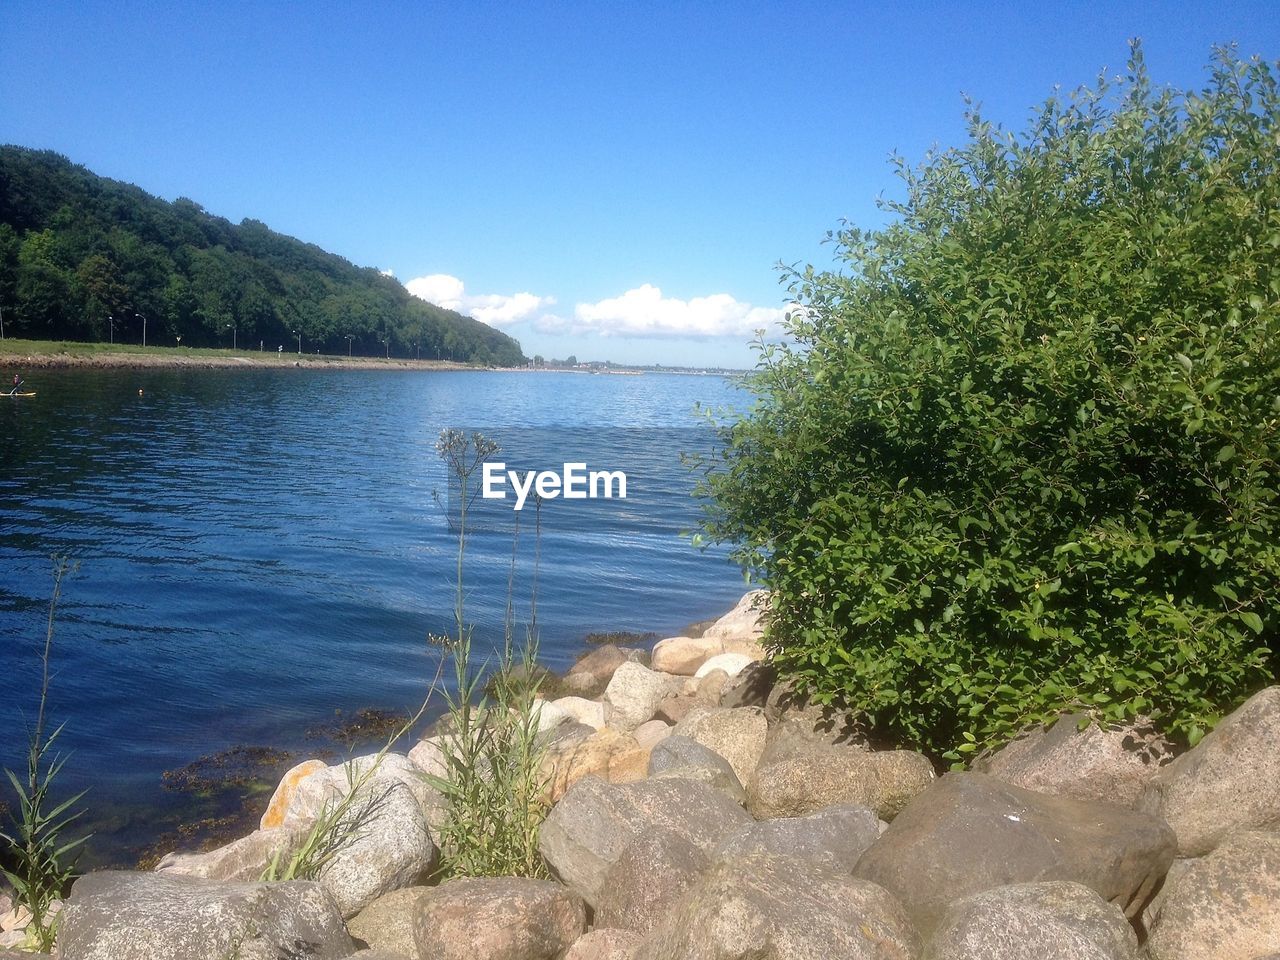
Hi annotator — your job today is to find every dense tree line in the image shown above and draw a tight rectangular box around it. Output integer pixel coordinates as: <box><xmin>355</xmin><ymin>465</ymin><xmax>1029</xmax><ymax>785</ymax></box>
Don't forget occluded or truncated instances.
<box><xmin>0</xmin><ymin>146</ymin><xmax>525</xmax><ymax>365</ymax></box>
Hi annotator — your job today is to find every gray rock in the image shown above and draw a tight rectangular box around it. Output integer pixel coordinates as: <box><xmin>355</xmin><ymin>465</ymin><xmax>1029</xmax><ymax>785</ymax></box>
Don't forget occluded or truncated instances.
<box><xmin>747</xmin><ymin>734</ymin><xmax>935</xmax><ymax>821</ymax></box>
<box><xmin>603</xmin><ymin>663</ymin><xmax>684</xmax><ymax>732</ymax></box>
<box><xmin>763</xmin><ymin>680</ymin><xmax>867</xmax><ymax>747</ymax></box>
<box><xmin>975</xmin><ymin>714</ymin><xmax>1175</xmax><ymax>809</ymax></box>
<box><xmin>317</xmin><ymin>779</ymin><xmax>437</xmax><ymax>918</ymax></box>
<box><xmin>714</xmin><ymin>804</ymin><xmax>881</xmax><ymax>872</ymax></box>
<box><xmin>1139</xmin><ymin>685</ymin><xmax>1280</xmax><ymax>856</ymax></box>
<box><xmin>564</xmin><ymin>645</ymin><xmax>641</xmax><ymax>698</ymax></box>
<box><xmin>285</xmin><ymin>752</ymin><xmax>443</xmax><ymax>833</ymax></box>
<box><xmin>56</xmin><ymin>870</ymin><xmax>354</xmax><ymax>960</ymax></box>
<box><xmin>854</xmin><ymin>771</ymin><xmax>1176</xmax><ymax>937</ymax></box>
<box><xmin>347</xmin><ymin>885</ymin><xmax>432</xmax><ymax>959</ymax></box>
<box><xmin>564</xmin><ymin>928</ymin><xmax>643</xmax><ymax>960</ymax></box>
<box><xmin>647</xmin><ymin>735</ymin><xmax>746</xmax><ymax>804</ymax></box>
<box><xmin>635</xmin><ymin>852</ymin><xmax>919</xmax><ymax>960</ymax></box>
<box><xmin>922</xmin><ymin>881</ymin><xmax>1138</xmax><ymax>960</ymax></box>
<box><xmin>155</xmin><ymin>826</ymin><xmax>306</xmax><ymax>882</ymax></box>
<box><xmin>1144</xmin><ymin>828</ymin><xmax>1280</xmax><ymax>960</ymax></box>
<box><xmin>672</xmin><ymin>707</ymin><xmax>767</xmax><ymax>786</ymax></box>
<box><xmin>539</xmin><ymin>775</ymin><xmax>753</xmax><ymax>908</ymax></box>
<box><xmin>700</xmin><ymin>590</ymin><xmax>770</xmax><ymax>642</ymax></box>
<box><xmin>596</xmin><ymin>827</ymin><xmax>712</xmax><ymax>934</ymax></box>
<box><xmin>412</xmin><ymin>877</ymin><xmax>586</xmax><ymax>960</ymax></box>
<box><xmin>719</xmin><ymin>660</ymin><xmax>777</xmax><ymax>710</ymax></box>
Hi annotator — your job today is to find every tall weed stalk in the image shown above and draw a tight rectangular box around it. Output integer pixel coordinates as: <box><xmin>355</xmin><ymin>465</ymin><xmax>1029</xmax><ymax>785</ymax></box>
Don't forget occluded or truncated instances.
<box><xmin>425</xmin><ymin>430</ymin><xmax>550</xmax><ymax>879</ymax></box>
<box><xmin>1</xmin><ymin>556</ymin><xmax>88</xmax><ymax>952</ymax></box>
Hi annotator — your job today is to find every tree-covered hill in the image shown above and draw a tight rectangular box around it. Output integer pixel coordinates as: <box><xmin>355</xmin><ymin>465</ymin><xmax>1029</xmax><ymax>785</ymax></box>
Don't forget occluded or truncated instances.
<box><xmin>0</xmin><ymin>146</ymin><xmax>525</xmax><ymax>365</ymax></box>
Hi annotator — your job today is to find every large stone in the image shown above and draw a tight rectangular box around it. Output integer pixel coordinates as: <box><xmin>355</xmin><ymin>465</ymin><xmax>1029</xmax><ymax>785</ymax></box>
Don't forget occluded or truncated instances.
<box><xmin>56</xmin><ymin>871</ymin><xmax>354</xmax><ymax>960</ymax></box>
<box><xmin>317</xmin><ymin>779</ymin><xmax>437</xmax><ymax>918</ymax></box>
<box><xmin>285</xmin><ymin>752</ymin><xmax>442</xmax><ymax>831</ymax></box>
<box><xmin>854</xmin><ymin>771</ymin><xmax>1177</xmax><ymax>937</ymax></box>
<box><xmin>531</xmin><ymin>698</ymin><xmax>574</xmax><ymax>735</ymax></box>
<box><xmin>650</xmin><ymin>636</ymin><xmax>724</xmax><ymax>676</ymax></box>
<box><xmin>748</xmin><ymin>737</ymin><xmax>934</xmax><ymax>821</ymax></box>
<box><xmin>1144</xmin><ymin>828</ymin><xmax>1280</xmax><ymax>960</ymax></box>
<box><xmin>596</xmin><ymin>826</ymin><xmax>712</xmax><ymax>934</ymax></box>
<box><xmin>261</xmin><ymin>758</ymin><xmax>328</xmax><ymax>829</ymax></box>
<box><xmin>552</xmin><ymin>697</ymin><xmax>611</xmax><ymax>731</ymax></box>
<box><xmin>975</xmin><ymin>714</ymin><xmax>1174</xmax><ymax>809</ymax></box>
<box><xmin>541</xmin><ymin>727</ymin><xmax>641</xmax><ymax>802</ymax></box>
<box><xmin>647</xmin><ymin>735</ymin><xmax>746</xmax><ymax>804</ymax></box>
<box><xmin>412</xmin><ymin>877</ymin><xmax>586</xmax><ymax>960</ymax></box>
<box><xmin>714</xmin><ymin>804</ymin><xmax>881</xmax><ymax>872</ymax></box>
<box><xmin>603</xmin><ymin>663</ymin><xmax>683</xmax><ymax>732</ymax></box>
<box><xmin>694</xmin><ymin>653</ymin><xmax>755</xmax><ymax>680</ymax></box>
<box><xmin>763</xmin><ymin>680</ymin><xmax>867</xmax><ymax>747</ymax></box>
<box><xmin>635</xmin><ymin>852</ymin><xmax>918</xmax><ymax>960</ymax></box>
<box><xmin>563</xmin><ymin>645</ymin><xmax>643</xmax><ymax>698</ymax></box>
<box><xmin>720</xmin><ymin>660</ymin><xmax>778</xmax><ymax>710</ymax></box>
<box><xmin>155</xmin><ymin>826</ymin><xmax>306</xmax><ymax>882</ymax></box>
<box><xmin>922</xmin><ymin>881</ymin><xmax>1138</xmax><ymax>960</ymax></box>
<box><xmin>701</xmin><ymin>590</ymin><xmax>770</xmax><ymax>643</ymax></box>
<box><xmin>564</xmin><ymin>928</ymin><xmax>643</xmax><ymax>960</ymax></box>
<box><xmin>539</xmin><ymin>775</ymin><xmax>753</xmax><ymax>908</ymax></box>
<box><xmin>672</xmin><ymin>707</ymin><xmax>768</xmax><ymax>786</ymax></box>
<box><xmin>347</xmin><ymin>885</ymin><xmax>431</xmax><ymax>960</ymax></box>
<box><xmin>632</xmin><ymin>719</ymin><xmax>672</xmax><ymax>749</ymax></box>
<box><xmin>1139</xmin><ymin>685</ymin><xmax>1280</xmax><ymax>856</ymax></box>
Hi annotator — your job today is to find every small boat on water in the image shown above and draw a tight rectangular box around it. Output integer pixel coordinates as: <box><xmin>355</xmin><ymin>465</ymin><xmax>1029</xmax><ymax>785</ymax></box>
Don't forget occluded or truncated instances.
<box><xmin>5</xmin><ymin>391</ymin><xmax>36</xmax><ymax>397</ymax></box>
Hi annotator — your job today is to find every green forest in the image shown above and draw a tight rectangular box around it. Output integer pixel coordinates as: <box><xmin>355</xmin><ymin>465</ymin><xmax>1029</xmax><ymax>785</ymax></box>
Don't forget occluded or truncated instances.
<box><xmin>0</xmin><ymin>146</ymin><xmax>525</xmax><ymax>366</ymax></box>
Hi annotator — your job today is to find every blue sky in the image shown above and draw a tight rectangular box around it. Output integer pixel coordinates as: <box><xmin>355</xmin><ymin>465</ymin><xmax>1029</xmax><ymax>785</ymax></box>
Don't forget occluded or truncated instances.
<box><xmin>3</xmin><ymin>2</ymin><xmax>1277</xmax><ymax>366</ymax></box>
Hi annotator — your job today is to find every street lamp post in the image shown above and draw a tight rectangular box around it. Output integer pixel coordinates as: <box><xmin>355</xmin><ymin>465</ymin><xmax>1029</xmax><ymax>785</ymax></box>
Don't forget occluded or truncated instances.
<box><xmin>176</xmin><ymin>335</ymin><xmax>182</xmax><ymax>348</ymax></box>
<box><xmin>382</xmin><ymin>337</ymin><xmax>389</xmax><ymax>359</ymax></box>
<box><xmin>414</xmin><ymin>341</ymin><xmax>420</xmax><ymax>361</ymax></box>
<box><xmin>294</xmin><ymin>330</ymin><xmax>302</xmax><ymax>355</ymax></box>
<box><xmin>107</xmin><ymin>314</ymin><xmax>115</xmax><ymax>344</ymax></box>
<box><xmin>226</xmin><ymin>323</ymin><xmax>237</xmax><ymax>350</ymax></box>
<box><xmin>345</xmin><ymin>334</ymin><xmax>354</xmax><ymax>357</ymax></box>
<box><xmin>137</xmin><ymin>313</ymin><xmax>147</xmax><ymax>347</ymax></box>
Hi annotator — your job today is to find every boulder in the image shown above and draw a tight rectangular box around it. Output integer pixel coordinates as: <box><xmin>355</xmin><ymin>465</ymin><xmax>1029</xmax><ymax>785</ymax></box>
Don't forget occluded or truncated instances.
<box><xmin>763</xmin><ymin>681</ymin><xmax>867</xmax><ymax>747</ymax></box>
<box><xmin>635</xmin><ymin>852</ymin><xmax>918</xmax><ymax>960</ymax></box>
<box><xmin>654</xmin><ymin>694</ymin><xmax>701</xmax><ymax>725</ymax></box>
<box><xmin>539</xmin><ymin>775</ymin><xmax>753</xmax><ymax>908</ymax></box>
<box><xmin>317</xmin><ymin>779</ymin><xmax>437</xmax><ymax>918</ymax></box>
<box><xmin>155</xmin><ymin>826</ymin><xmax>306</xmax><ymax>882</ymax></box>
<box><xmin>412</xmin><ymin>877</ymin><xmax>586</xmax><ymax>960</ymax></box>
<box><xmin>1144</xmin><ymin>828</ymin><xmax>1280</xmax><ymax>960</ymax></box>
<box><xmin>285</xmin><ymin>752</ymin><xmax>442</xmax><ymax>831</ymax></box>
<box><xmin>975</xmin><ymin>714</ymin><xmax>1174</xmax><ymax>809</ymax></box>
<box><xmin>694</xmin><ymin>653</ymin><xmax>755</xmax><ymax>680</ymax></box>
<box><xmin>650</xmin><ymin>636</ymin><xmax>724</xmax><ymax>676</ymax></box>
<box><xmin>1139</xmin><ymin>685</ymin><xmax>1280</xmax><ymax>856</ymax></box>
<box><xmin>552</xmin><ymin>697</ymin><xmax>611</xmax><ymax>731</ymax></box>
<box><xmin>854</xmin><ymin>771</ymin><xmax>1177</xmax><ymax>937</ymax></box>
<box><xmin>922</xmin><ymin>881</ymin><xmax>1138</xmax><ymax>960</ymax></box>
<box><xmin>603</xmin><ymin>663</ymin><xmax>683</xmax><ymax>732</ymax></box>
<box><xmin>541</xmin><ymin>727</ymin><xmax>641</xmax><ymax>802</ymax></box>
<box><xmin>564</xmin><ymin>928</ymin><xmax>643</xmax><ymax>960</ymax></box>
<box><xmin>632</xmin><ymin>719</ymin><xmax>672</xmax><ymax>749</ymax></box>
<box><xmin>347</xmin><ymin>885</ymin><xmax>431</xmax><ymax>960</ymax></box>
<box><xmin>55</xmin><ymin>871</ymin><xmax>354</xmax><ymax>960</ymax></box>
<box><xmin>596</xmin><ymin>826</ymin><xmax>712</xmax><ymax>934</ymax></box>
<box><xmin>672</xmin><ymin>707</ymin><xmax>768</xmax><ymax>786</ymax></box>
<box><xmin>563</xmin><ymin>645</ymin><xmax>643</xmax><ymax>698</ymax></box>
<box><xmin>747</xmin><ymin>738</ymin><xmax>934</xmax><ymax>821</ymax></box>
<box><xmin>260</xmin><ymin>758</ymin><xmax>328</xmax><ymax>829</ymax></box>
<box><xmin>700</xmin><ymin>590</ymin><xmax>770</xmax><ymax>643</ymax></box>
<box><xmin>531</xmin><ymin>699</ymin><xmax>574</xmax><ymax>735</ymax></box>
<box><xmin>720</xmin><ymin>661</ymin><xmax>778</xmax><ymax>710</ymax></box>
<box><xmin>714</xmin><ymin>804</ymin><xmax>881</xmax><ymax>872</ymax></box>
<box><xmin>648</xmin><ymin>735</ymin><xmax>747</xmax><ymax>804</ymax></box>
<box><xmin>692</xmin><ymin>668</ymin><xmax>730</xmax><ymax>705</ymax></box>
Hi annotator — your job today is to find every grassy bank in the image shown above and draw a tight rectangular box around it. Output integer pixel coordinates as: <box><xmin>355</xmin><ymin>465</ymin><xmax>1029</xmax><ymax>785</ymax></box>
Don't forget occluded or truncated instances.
<box><xmin>0</xmin><ymin>337</ymin><xmax>491</xmax><ymax>372</ymax></box>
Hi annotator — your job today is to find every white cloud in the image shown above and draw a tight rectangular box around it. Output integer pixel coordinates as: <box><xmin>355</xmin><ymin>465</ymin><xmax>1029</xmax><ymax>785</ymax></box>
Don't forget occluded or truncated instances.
<box><xmin>572</xmin><ymin>284</ymin><xmax>785</xmax><ymax>339</ymax></box>
<box><xmin>406</xmin><ymin>273</ymin><xmax>553</xmax><ymax>329</ymax></box>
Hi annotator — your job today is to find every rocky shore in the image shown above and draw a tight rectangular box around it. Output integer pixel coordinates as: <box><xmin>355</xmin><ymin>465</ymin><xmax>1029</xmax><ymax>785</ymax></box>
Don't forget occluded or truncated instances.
<box><xmin>4</xmin><ymin>591</ymin><xmax>1279</xmax><ymax>959</ymax></box>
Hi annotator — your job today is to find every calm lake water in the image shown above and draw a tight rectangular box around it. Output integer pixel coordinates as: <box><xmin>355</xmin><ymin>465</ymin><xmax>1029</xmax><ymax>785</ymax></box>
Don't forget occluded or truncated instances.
<box><xmin>0</xmin><ymin>367</ymin><xmax>750</xmax><ymax>865</ymax></box>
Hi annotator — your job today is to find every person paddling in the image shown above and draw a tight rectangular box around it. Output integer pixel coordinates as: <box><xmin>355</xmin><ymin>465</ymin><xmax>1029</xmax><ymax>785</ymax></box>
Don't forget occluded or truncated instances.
<box><xmin>8</xmin><ymin>373</ymin><xmax>21</xmax><ymax>396</ymax></box>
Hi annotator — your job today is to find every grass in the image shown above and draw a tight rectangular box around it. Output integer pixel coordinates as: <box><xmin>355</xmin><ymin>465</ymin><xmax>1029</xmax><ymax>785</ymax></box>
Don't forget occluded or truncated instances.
<box><xmin>0</xmin><ymin>336</ymin><xmax>484</xmax><ymax>367</ymax></box>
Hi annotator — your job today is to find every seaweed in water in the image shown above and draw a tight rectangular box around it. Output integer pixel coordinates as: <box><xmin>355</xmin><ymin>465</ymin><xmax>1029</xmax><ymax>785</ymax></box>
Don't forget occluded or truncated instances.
<box><xmin>161</xmin><ymin>745</ymin><xmax>295</xmax><ymax>797</ymax></box>
<box><xmin>305</xmin><ymin>708</ymin><xmax>409</xmax><ymax>749</ymax></box>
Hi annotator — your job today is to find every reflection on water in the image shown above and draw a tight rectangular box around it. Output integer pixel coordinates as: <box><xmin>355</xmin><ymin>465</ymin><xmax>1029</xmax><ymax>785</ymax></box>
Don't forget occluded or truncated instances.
<box><xmin>0</xmin><ymin>368</ymin><xmax>749</xmax><ymax>864</ymax></box>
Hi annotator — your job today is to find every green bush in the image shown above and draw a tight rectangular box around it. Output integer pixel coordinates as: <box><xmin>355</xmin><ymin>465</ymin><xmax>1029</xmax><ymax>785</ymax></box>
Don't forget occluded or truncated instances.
<box><xmin>699</xmin><ymin>44</ymin><xmax>1279</xmax><ymax>763</ymax></box>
